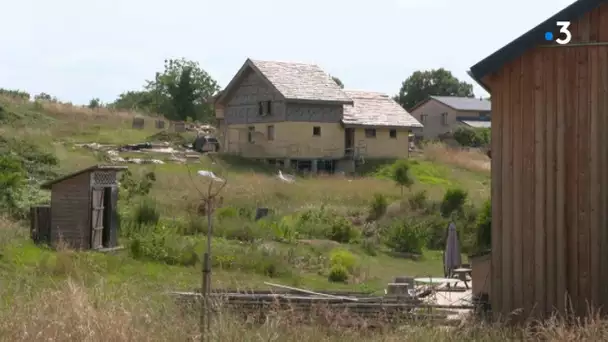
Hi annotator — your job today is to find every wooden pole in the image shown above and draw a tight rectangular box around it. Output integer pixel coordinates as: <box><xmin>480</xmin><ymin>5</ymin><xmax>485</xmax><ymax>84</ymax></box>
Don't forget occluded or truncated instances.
<box><xmin>200</xmin><ymin>199</ymin><xmax>213</xmax><ymax>341</ymax></box>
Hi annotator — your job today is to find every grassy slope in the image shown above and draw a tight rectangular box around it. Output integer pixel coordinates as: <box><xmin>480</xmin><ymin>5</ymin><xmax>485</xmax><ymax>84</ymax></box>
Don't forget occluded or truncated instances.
<box><xmin>0</xmin><ymin>96</ymin><xmax>504</xmax><ymax>340</ymax></box>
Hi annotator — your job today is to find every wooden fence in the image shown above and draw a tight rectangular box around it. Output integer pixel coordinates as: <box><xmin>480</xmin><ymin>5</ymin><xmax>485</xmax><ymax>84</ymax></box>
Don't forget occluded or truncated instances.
<box><xmin>30</xmin><ymin>206</ymin><xmax>51</xmax><ymax>244</ymax></box>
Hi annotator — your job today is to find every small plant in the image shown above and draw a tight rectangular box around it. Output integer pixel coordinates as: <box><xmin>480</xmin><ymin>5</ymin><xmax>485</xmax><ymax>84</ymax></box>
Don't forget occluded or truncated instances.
<box><xmin>367</xmin><ymin>193</ymin><xmax>388</xmax><ymax>221</ymax></box>
<box><xmin>327</xmin><ymin>216</ymin><xmax>359</xmax><ymax>243</ymax></box>
<box><xmin>133</xmin><ymin>198</ymin><xmax>160</xmax><ymax>226</ymax></box>
<box><xmin>328</xmin><ymin>264</ymin><xmax>349</xmax><ymax>282</ymax></box>
<box><xmin>408</xmin><ymin>190</ymin><xmax>428</xmax><ymax>210</ymax></box>
<box><xmin>476</xmin><ymin>199</ymin><xmax>492</xmax><ymax>251</ymax></box>
<box><xmin>385</xmin><ymin>218</ymin><xmax>428</xmax><ymax>255</ymax></box>
<box><xmin>440</xmin><ymin>188</ymin><xmax>468</xmax><ymax>217</ymax></box>
<box><xmin>119</xmin><ymin>169</ymin><xmax>156</xmax><ymax>203</ymax></box>
<box><xmin>329</xmin><ymin>248</ymin><xmax>358</xmax><ymax>273</ymax></box>
<box><xmin>391</xmin><ymin>159</ymin><xmax>414</xmax><ymax>196</ymax></box>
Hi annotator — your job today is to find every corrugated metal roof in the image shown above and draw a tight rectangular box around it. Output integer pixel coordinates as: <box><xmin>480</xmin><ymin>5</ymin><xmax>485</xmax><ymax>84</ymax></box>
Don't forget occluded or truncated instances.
<box><xmin>460</xmin><ymin>120</ymin><xmax>491</xmax><ymax>129</ymax></box>
<box><xmin>431</xmin><ymin>96</ymin><xmax>491</xmax><ymax>111</ymax></box>
<box><xmin>250</xmin><ymin>59</ymin><xmax>352</xmax><ymax>103</ymax></box>
<box><xmin>342</xmin><ymin>90</ymin><xmax>423</xmax><ymax>128</ymax></box>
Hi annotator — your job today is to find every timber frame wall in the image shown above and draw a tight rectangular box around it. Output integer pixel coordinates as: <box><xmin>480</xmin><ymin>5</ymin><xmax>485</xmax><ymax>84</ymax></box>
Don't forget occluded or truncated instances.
<box><xmin>487</xmin><ymin>4</ymin><xmax>608</xmax><ymax>318</ymax></box>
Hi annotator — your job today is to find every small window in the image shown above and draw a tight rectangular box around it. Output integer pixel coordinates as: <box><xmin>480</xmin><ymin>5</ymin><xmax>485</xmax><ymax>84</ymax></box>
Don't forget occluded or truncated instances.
<box><xmin>266</xmin><ymin>100</ymin><xmax>272</xmax><ymax>115</ymax></box>
<box><xmin>248</xmin><ymin>126</ymin><xmax>255</xmax><ymax>143</ymax></box>
<box><xmin>267</xmin><ymin>125</ymin><xmax>275</xmax><ymax>140</ymax></box>
<box><xmin>420</xmin><ymin>114</ymin><xmax>427</xmax><ymax>124</ymax></box>
<box><xmin>389</xmin><ymin>129</ymin><xmax>397</xmax><ymax>138</ymax></box>
<box><xmin>313</xmin><ymin>126</ymin><xmax>321</xmax><ymax>136</ymax></box>
<box><xmin>257</xmin><ymin>102</ymin><xmax>263</xmax><ymax>115</ymax></box>
<box><xmin>441</xmin><ymin>113</ymin><xmax>448</xmax><ymax>125</ymax></box>
<box><xmin>365</xmin><ymin>128</ymin><xmax>376</xmax><ymax>138</ymax></box>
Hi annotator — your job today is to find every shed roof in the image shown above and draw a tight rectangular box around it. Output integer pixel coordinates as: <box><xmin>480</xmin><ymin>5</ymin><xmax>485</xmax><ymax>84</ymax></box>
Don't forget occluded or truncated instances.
<box><xmin>41</xmin><ymin>165</ymin><xmax>127</xmax><ymax>190</ymax></box>
<box><xmin>469</xmin><ymin>0</ymin><xmax>603</xmax><ymax>91</ymax></box>
<box><xmin>459</xmin><ymin>119</ymin><xmax>492</xmax><ymax>129</ymax></box>
<box><xmin>216</xmin><ymin>58</ymin><xmax>353</xmax><ymax>105</ymax></box>
<box><xmin>342</xmin><ymin>90</ymin><xmax>423</xmax><ymax>128</ymax></box>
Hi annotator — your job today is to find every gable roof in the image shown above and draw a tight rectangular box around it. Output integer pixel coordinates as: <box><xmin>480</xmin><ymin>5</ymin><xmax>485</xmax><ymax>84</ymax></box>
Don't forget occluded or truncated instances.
<box><xmin>431</xmin><ymin>96</ymin><xmax>491</xmax><ymax>111</ymax></box>
<box><xmin>342</xmin><ymin>90</ymin><xmax>423</xmax><ymax>128</ymax></box>
<box><xmin>216</xmin><ymin>58</ymin><xmax>352</xmax><ymax>104</ymax></box>
<box><xmin>409</xmin><ymin>96</ymin><xmax>491</xmax><ymax>112</ymax></box>
<box><xmin>469</xmin><ymin>0</ymin><xmax>603</xmax><ymax>91</ymax></box>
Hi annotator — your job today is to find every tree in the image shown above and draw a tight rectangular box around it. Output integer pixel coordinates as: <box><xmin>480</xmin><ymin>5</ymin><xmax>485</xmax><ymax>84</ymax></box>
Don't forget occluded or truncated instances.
<box><xmin>395</xmin><ymin>69</ymin><xmax>474</xmax><ymax>110</ymax></box>
<box><xmin>88</xmin><ymin>98</ymin><xmax>101</xmax><ymax>109</ymax></box>
<box><xmin>110</xmin><ymin>91</ymin><xmax>156</xmax><ymax>112</ymax></box>
<box><xmin>391</xmin><ymin>160</ymin><xmax>414</xmax><ymax>196</ymax></box>
<box><xmin>331</xmin><ymin>76</ymin><xmax>344</xmax><ymax>89</ymax></box>
<box><xmin>145</xmin><ymin>58</ymin><xmax>220</xmax><ymax>122</ymax></box>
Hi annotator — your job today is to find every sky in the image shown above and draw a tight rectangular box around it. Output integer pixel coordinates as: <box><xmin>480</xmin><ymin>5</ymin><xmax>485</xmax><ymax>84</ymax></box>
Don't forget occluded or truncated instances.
<box><xmin>1</xmin><ymin>0</ymin><xmax>576</xmax><ymax>105</ymax></box>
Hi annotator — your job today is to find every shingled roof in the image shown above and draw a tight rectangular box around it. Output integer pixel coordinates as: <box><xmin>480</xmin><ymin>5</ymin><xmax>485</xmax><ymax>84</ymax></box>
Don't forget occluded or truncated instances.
<box><xmin>342</xmin><ymin>90</ymin><xmax>423</xmax><ymax>128</ymax></box>
<box><xmin>216</xmin><ymin>59</ymin><xmax>352</xmax><ymax>104</ymax></box>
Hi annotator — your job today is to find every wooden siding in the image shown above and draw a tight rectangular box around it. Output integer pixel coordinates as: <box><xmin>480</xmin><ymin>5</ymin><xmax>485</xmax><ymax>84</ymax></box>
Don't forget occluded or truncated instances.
<box><xmin>487</xmin><ymin>4</ymin><xmax>608</xmax><ymax>319</ymax></box>
<box><xmin>50</xmin><ymin>172</ymin><xmax>91</xmax><ymax>249</ymax></box>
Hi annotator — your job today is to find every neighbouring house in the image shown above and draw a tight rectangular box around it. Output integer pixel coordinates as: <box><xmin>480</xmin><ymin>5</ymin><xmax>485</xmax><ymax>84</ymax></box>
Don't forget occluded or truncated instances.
<box><xmin>408</xmin><ymin>96</ymin><xmax>491</xmax><ymax>140</ymax></box>
<box><xmin>469</xmin><ymin>0</ymin><xmax>608</xmax><ymax>320</ymax></box>
<box><xmin>212</xmin><ymin>58</ymin><xmax>422</xmax><ymax>173</ymax></box>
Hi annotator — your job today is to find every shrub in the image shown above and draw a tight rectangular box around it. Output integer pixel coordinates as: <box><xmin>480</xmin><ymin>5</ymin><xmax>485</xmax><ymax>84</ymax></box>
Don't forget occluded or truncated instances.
<box><xmin>453</xmin><ymin>127</ymin><xmax>490</xmax><ymax>147</ymax></box>
<box><xmin>476</xmin><ymin>199</ymin><xmax>492</xmax><ymax>251</ymax></box>
<box><xmin>327</xmin><ymin>216</ymin><xmax>359</xmax><ymax>243</ymax></box>
<box><xmin>385</xmin><ymin>218</ymin><xmax>428</xmax><ymax>255</ymax></box>
<box><xmin>440</xmin><ymin>188</ymin><xmax>468</xmax><ymax>217</ymax></box>
<box><xmin>390</xmin><ymin>159</ymin><xmax>414</xmax><ymax>196</ymax></box>
<box><xmin>133</xmin><ymin>198</ymin><xmax>160</xmax><ymax>226</ymax></box>
<box><xmin>328</xmin><ymin>264</ymin><xmax>349</xmax><ymax>282</ymax></box>
<box><xmin>215</xmin><ymin>206</ymin><xmax>238</xmax><ymax>220</ymax></box>
<box><xmin>329</xmin><ymin>248</ymin><xmax>358</xmax><ymax>273</ymax></box>
<box><xmin>367</xmin><ymin>193</ymin><xmax>388</xmax><ymax>221</ymax></box>
<box><xmin>408</xmin><ymin>190</ymin><xmax>428</xmax><ymax>211</ymax></box>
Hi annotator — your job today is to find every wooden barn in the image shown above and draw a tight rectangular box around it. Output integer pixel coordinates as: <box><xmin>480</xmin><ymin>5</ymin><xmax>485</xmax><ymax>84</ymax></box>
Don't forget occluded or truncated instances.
<box><xmin>36</xmin><ymin>165</ymin><xmax>127</xmax><ymax>250</ymax></box>
<box><xmin>469</xmin><ymin>0</ymin><xmax>608</xmax><ymax>319</ymax></box>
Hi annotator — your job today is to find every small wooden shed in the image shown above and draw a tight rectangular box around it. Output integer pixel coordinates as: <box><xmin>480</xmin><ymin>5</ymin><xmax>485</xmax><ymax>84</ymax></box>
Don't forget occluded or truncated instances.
<box><xmin>469</xmin><ymin>0</ymin><xmax>608</xmax><ymax>319</ymax></box>
<box><xmin>38</xmin><ymin>165</ymin><xmax>127</xmax><ymax>250</ymax></box>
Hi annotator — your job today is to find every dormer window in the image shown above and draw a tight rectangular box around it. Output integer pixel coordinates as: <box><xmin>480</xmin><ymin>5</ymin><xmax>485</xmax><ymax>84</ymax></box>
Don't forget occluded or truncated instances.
<box><xmin>258</xmin><ymin>101</ymin><xmax>272</xmax><ymax>116</ymax></box>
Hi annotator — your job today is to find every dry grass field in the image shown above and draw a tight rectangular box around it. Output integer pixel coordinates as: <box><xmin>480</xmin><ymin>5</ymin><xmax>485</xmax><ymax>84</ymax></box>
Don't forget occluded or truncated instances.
<box><xmin>1</xmin><ymin>94</ymin><xmax>602</xmax><ymax>340</ymax></box>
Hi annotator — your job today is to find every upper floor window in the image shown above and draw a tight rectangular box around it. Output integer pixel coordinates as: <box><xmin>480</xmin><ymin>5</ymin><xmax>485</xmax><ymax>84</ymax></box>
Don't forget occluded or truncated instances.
<box><xmin>365</xmin><ymin>128</ymin><xmax>376</xmax><ymax>138</ymax></box>
<box><xmin>258</xmin><ymin>101</ymin><xmax>272</xmax><ymax>116</ymax></box>
<box><xmin>441</xmin><ymin>113</ymin><xmax>448</xmax><ymax>125</ymax></box>
<box><xmin>389</xmin><ymin>129</ymin><xmax>397</xmax><ymax>139</ymax></box>
<box><xmin>420</xmin><ymin>114</ymin><xmax>427</xmax><ymax>124</ymax></box>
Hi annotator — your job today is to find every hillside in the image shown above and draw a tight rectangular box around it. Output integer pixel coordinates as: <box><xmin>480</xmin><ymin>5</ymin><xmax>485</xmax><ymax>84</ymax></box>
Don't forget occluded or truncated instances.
<box><xmin>0</xmin><ymin>94</ymin><xmax>501</xmax><ymax>340</ymax></box>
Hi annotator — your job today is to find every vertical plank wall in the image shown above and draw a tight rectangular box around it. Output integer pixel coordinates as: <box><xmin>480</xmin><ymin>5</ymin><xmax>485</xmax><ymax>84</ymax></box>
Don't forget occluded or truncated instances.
<box><xmin>488</xmin><ymin>4</ymin><xmax>608</xmax><ymax>319</ymax></box>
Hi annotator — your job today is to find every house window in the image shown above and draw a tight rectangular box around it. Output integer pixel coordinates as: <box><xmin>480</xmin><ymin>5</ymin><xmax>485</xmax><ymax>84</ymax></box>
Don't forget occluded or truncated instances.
<box><xmin>313</xmin><ymin>126</ymin><xmax>321</xmax><ymax>136</ymax></box>
<box><xmin>389</xmin><ymin>129</ymin><xmax>397</xmax><ymax>138</ymax></box>
<box><xmin>258</xmin><ymin>102</ymin><xmax>263</xmax><ymax>115</ymax></box>
<box><xmin>258</xmin><ymin>101</ymin><xmax>272</xmax><ymax>115</ymax></box>
<box><xmin>441</xmin><ymin>113</ymin><xmax>448</xmax><ymax>125</ymax></box>
<box><xmin>267</xmin><ymin>125</ymin><xmax>274</xmax><ymax>140</ymax></box>
<box><xmin>365</xmin><ymin>128</ymin><xmax>376</xmax><ymax>138</ymax></box>
<box><xmin>248</xmin><ymin>126</ymin><xmax>255</xmax><ymax>143</ymax></box>
<box><xmin>266</xmin><ymin>100</ymin><xmax>272</xmax><ymax>115</ymax></box>
<box><xmin>420</xmin><ymin>114</ymin><xmax>427</xmax><ymax>124</ymax></box>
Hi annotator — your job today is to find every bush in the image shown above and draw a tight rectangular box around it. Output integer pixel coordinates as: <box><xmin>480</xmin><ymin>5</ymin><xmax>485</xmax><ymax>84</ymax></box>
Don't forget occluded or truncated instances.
<box><xmin>453</xmin><ymin>127</ymin><xmax>490</xmax><ymax>147</ymax></box>
<box><xmin>440</xmin><ymin>188</ymin><xmax>468</xmax><ymax>217</ymax></box>
<box><xmin>384</xmin><ymin>218</ymin><xmax>428</xmax><ymax>255</ymax></box>
<box><xmin>328</xmin><ymin>264</ymin><xmax>349</xmax><ymax>282</ymax></box>
<box><xmin>133</xmin><ymin>198</ymin><xmax>160</xmax><ymax>226</ymax></box>
<box><xmin>391</xmin><ymin>159</ymin><xmax>414</xmax><ymax>195</ymax></box>
<box><xmin>367</xmin><ymin>193</ymin><xmax>388</xmax><ymax>221</ymax></box>
<box><xmin>327</xmin><ymin>216</ymin><xmax>359</xmax><ymax>243</ymax></box>
<box><xmin>408</xmin><ymin>190</ymin><xmax>428</xmax><ymax>211</ymax></box>
<box><xmin>329</xmin><ymin>248</ymin><xmax>358</xmax><ymax>273</ymax></box>
<box><xmin>476</xmin><ymin>199</ymin><xmax>492</xmax><ymax>251</ymax></box>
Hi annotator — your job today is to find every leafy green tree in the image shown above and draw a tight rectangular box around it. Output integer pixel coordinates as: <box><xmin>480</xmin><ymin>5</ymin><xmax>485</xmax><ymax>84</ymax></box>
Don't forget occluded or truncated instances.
<box><xmin>88</xmin><ymin>98</ymin><xmax>101</xmax><ymax>109</ymax></box>
<box><xmin>110</xmin><ymin>91</ymin><xmax>156</xmax><ymax>112</ymax></box>
<box><xmin>391</xmin><ymin>160</ymin><xmax>414</xmax><ymax>196</ymax></box>
<box><xmin>395</xmin><ymin>69</ymin><xmax>474</xmax><ymax>110</ymax></box>
<box><xmin>145</xmin><ymin>58</ymin><xmax>220</xmax><ymax>122</ymax></box>
<box><xmin>0</xmin><ymin>155</ymin><xmax>26</xmax><ymax>212</ymax></box>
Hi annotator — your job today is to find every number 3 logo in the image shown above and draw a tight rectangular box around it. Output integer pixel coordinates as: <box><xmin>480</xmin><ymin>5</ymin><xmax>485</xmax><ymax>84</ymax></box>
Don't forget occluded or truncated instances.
<box><xmin>556</xmin><ymin>21</ymin><xmax>572</xmax><ymax>45</ymax></box>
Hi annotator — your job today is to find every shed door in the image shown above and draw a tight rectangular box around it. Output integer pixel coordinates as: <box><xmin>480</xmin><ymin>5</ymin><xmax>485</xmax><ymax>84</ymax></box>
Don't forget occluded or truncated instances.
<box><xmin>91</xmin><ymin>188</ymin><xmax>105</xmax><ymax>249</ymax></box>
